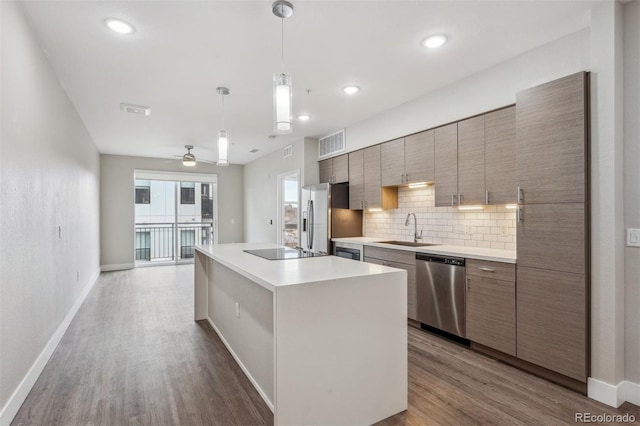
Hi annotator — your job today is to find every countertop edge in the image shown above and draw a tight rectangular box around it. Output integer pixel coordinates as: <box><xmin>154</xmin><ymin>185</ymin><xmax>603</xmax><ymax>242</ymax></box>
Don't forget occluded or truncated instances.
<box><xmin>332</xmin><ymin>238</ymin><xmax>517</xmax><ymax>264</ymax></box>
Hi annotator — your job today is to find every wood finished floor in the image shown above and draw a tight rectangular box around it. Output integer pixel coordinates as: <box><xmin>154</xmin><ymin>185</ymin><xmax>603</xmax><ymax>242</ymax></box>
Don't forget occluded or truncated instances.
<box><xmin>13</xmin><ymin>265</ymin><xmax>640</xmax><ymax>426</ymax></box>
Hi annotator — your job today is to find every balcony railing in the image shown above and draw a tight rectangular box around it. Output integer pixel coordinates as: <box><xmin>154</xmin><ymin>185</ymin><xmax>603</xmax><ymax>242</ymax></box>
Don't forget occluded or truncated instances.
<box><xmin>135</xmin><ymin>222</ymin><xmax>213</xmax><ymax>263</ymax></box>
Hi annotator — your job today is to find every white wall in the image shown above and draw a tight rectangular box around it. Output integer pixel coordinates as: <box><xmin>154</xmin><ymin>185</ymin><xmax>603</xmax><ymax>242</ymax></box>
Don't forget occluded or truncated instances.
<box><xmin>588</xmin><ymin>0</ymin><xmax>626</xmax><ymax>400</ymax></box>
<box><xmin>244</xmin><ymin>138</ymin><xmax>316</xmax><ymax>244</ymax></box>
<box><xmin>624</xmin><ymin>0</ymin><xmax>640</xmax><ymax>387</ymax></box>
<box><xmin>342</xmin><ymin>29</ymin><xmax>590</xmax><ymax>154</ymax></box>
<box><xmin>0</xmin><ymin>1</ymin><xmax>101</xmax><ymax>422</ymax></box>
<box><xmin>100</xmin><ymin>155</ymin><xmax>243</xmax><ymax>269</ymax></box>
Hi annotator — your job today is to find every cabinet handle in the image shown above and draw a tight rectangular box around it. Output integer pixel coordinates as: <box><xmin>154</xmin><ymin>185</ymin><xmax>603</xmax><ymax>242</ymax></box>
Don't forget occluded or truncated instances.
<box><xmin>517</xmin><ymin>206</ymin><xmax>524</xmax><ymax>223</ymax></box>
<box><xmin>517</xmin><ymin>185</ymin><xmax>523</xmax><ymax>204</ymax></box>
<box><xmin>405</xmin><ymin>173</ymin><xmax>409</xmax><ymax>183</ymax></box>
<box><xmin>466</xmin><ymin>275</ymin><xmax>469</xmax><ymax>292</ymax></box>
<box><xmin>451</xmin><ymin>193</ymin><xmax>456</xmax><ymax>206</ymax></box>
<box><xmin>478</xmin><ymin>267</ymin><xmax>495</xmax><ymax>272</ymax></box>
<box><xmin>485</xmin><ymin>190</ymin><xmax>489</xmax><ymax>205</ymax></box>
<box><xmin>459</xmin><ymin>193</ymin><xmax>463</xmax><ymax>206</ymax></box>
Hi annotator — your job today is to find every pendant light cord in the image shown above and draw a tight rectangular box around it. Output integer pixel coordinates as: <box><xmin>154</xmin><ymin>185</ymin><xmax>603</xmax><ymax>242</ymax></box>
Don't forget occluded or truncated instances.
<box><xmin>281</xmin><ymin>16</ymin><xmax>285</xmax><ymax>71</ymax></box>
<box><xmin>221</xmin><ymin>93</ymin><xmax>225</xmax><ymax>130</ymax></box>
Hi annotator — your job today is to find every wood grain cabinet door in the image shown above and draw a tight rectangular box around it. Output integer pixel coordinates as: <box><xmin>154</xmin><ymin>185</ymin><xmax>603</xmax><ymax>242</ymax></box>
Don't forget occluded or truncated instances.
<box><xmin>517</xmin><ymin>203</ymin><xmax>585</xmax><ymax>275</ymax></box>
<box><xmin>363</xmin><ymin>145</ymin><xmax>382</xmax><ymax>209</ymax></box>
<box><xmin>517</xmin><ymin>266</ymin><xmax>587</xmax><ymax>382</ymax></box>
<box><xmin>466</xmin><ymin>275</ymin><xmax>516</xmax><ymax>356</ymax></box>
<box><xmin>348</xmin><ymin>150</ymin><xmax>364</xmax><ymax>210</ymax></box>
<box><xmin>332</xmin><ymin>154</ymin><xmax>349</xmax><ymax>183</ymax></box>
<box><xmin>485</xmin><ymin>106</ymin><xmax>516</xmax><ymax>205</ymax></box>
<box><xmin>381</xmin><ymin>138</ymin><xmax>405</xmax><ymax>186</ymax></box>
<box><xmin>405</xmin><ymin>130</ymin><xmax>434</xmax><ymax>184</ymax></box>
<box><xmin>457</xmin><ymin>115</ymin><xmax>486</xmax><ymax>206</ymax></box>
<box><xmin>434</xmin><ymin>123</ymin><xmax>458</xmax><ymax>207</ymax></box>
<box><xmin>516</xmin><ymin>72</ymin><xmax>588</xmax><ymax>205</ymax></box>
<box><xmin>319</xmin><ymin>159</ymin><xmax>333</xmax><ymax>184</ymax></box>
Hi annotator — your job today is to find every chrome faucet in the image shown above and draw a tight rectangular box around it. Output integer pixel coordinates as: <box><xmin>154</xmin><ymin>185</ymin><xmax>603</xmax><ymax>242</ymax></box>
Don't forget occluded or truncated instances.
<box><xmin>405</xmin><ymin>213</ymin><xmax>422</xmax><ymax>243</ymax></box>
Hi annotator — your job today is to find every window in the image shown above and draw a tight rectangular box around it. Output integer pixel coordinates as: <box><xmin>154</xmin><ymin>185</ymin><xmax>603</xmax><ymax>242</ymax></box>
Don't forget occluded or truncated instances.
<box><xmin>135</xmin><ymin>231</ymin><xmax>150</xmax><ymax>260</ymax></box>
<box><xmin>201</xmin><ymin>183</ymin><xmax>213</xmax><ymax>219</ymax></box>
<box><xmin>180</xmin><ymin>229</ymin><xmax>195</xmax><ymax>258</ymax></box>
<box><xmin>180</xmin><ymin>182</ymin><xmax>195</xmax><ymax>204</ymax></box>
<box><xmin>135</xmin><ymin>186</ymin><xmax>150</xmax><ymax>204</ymax></box>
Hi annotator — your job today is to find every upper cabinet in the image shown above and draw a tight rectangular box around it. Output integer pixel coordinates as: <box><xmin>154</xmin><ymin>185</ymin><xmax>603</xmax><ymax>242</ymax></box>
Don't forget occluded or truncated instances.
<box><xmin>348</xmin><ymin>150</ymin><xmax>365</xmax><ymax>210</ymax></box>
<box><xmin>434</xmin><ymin>123</ymin><xmax>458</xmax><ymax>207</ymax></box>
<box><xmin>485</xmin><ymin>106</ymin><xmax>516</xmax><ymax>205</ymax></box>
<box><xmin>457</xmin><ymin>115</ymin><xmax>486</xmax><ymax>206</ymax></box>
<box><xmin>405</xmin><ymin>130</ymin><xmax>435</xmax><ymax>185</ymax></box>
<box><xmin>319</xmin><ymin>154</ymin><xmax>349</xmax><ymax>184</ymax></box>
<box><xmin>380</xmin><ymin>131</ymin><xmax>435</xmax><ymax>187</ymax></box>
<box><xmin>380</xmin><ymin>138</ymin><xmax>405</xmax><ymax>186</ymax></box>
<box><xmin>516</xmin><ymin>74</ymin><xmax>587</xmax><ymax>204</ymax></box>
<box><xmin>349</xmin><ymin>146</ymin><xmax>398</xmax><ymax>210</ymax></box>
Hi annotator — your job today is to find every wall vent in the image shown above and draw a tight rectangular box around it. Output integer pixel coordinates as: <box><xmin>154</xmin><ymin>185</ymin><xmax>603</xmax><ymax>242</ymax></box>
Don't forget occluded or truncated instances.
<box><xmin>318</xmin><ymin>129</ymin><xmax>345</xmax><ymax>159</ymax></box>
<box><xmin>249</xmin><ymin>149</ymin><xmax>260</xmax><ymax>153</ymax></box>
<box><xmin>283</xmin><ymin>145</ymin><xmax>293</xmax><ymax>158</ymax></box>
<box><xmin>120</xmin><ymin>103</ymin><xmax>151</xmax><ymax>116</ymax></box>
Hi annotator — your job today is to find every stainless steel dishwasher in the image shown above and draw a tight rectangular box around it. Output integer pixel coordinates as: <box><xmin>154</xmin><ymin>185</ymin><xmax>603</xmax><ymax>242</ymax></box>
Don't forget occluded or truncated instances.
<box><xmin>415</xmin><ymin>253</ymin><xmax>466</xmax><ymax>338</ymax></box>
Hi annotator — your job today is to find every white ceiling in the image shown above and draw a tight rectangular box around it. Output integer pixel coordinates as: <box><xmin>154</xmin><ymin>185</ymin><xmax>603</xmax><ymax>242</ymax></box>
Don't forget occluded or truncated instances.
<box><xmin>19</xmin><ymin>1</ymin><xmax>597</xmax><ymax>165</ymax></box>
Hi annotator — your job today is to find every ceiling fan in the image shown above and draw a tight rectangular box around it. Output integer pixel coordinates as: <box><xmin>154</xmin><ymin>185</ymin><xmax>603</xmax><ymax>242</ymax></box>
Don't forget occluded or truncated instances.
<box><xmin>173</xmin><ymin>145</ymin><xmax>216</xmax><ymax>167</ymax></box>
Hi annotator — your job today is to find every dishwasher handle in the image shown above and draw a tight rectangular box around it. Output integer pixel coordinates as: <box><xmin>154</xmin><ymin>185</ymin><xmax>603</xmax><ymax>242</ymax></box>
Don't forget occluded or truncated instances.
<box><xmin>416</xmin><ymin>253</ymin><xmax>465</xmax><ymax>266</ymax></box>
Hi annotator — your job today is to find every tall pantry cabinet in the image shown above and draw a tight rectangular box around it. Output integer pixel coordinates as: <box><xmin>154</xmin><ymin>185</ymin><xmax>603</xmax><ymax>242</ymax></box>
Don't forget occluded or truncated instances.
<box><xmin>515</xmin><ymin>72</ymin><xmax>590</xmax><ymax>385</ymax></box>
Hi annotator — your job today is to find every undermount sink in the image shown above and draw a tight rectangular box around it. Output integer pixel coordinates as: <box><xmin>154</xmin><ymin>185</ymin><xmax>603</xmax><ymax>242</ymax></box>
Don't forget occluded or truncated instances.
<box><xmin>378</xmin><ymin>241</ymin><xmax>440</xmax><ymax>248</ymax></box>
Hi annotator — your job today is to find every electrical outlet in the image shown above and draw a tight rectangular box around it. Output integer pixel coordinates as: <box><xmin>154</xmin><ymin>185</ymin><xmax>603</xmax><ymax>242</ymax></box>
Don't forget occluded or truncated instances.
<box><xmin>231</xmin><ymin>218</ymin><xmax>235</xmax><ymax>224</ymax></box>
<box><xmin>501</xmin><ymin>225</ymin><xmax>509</xmax><ymax>235</ymax></box>
<box><xmin>235</xmin><ymin>302</ymin><xmax>240</xmax><ymax>318</ymax></box>
<box><xmin>466</xmin><ymin>225</ymin><xmax>473</xmax><ymax>234</ymax></box>
<box><xmin>627</xmin><ymin>228</ymin><xmax>640</xmax><ymax>247</ymax></box>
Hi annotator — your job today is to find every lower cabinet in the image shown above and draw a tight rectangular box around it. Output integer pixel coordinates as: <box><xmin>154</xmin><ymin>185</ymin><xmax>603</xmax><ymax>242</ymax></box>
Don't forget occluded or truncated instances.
<box><xmin>465</xmin><ymin>260</ymin><xmax>516</xmax><ymax>356</ymax></box>
<box><xmin>516</xmin><ymin>266</ymin><xmax>586</xmax><ymax>382</ymax></box>
<box><xmin>364</xmin><ymin>246</ymin><xmax>416</xmax><ymax>321</ymax></box>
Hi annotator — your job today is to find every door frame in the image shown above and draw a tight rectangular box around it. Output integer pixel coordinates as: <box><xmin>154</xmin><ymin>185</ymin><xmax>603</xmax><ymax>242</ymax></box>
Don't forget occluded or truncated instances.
<box><xmin>276</xmin><ymin>169</ymin><xmax>300</xmax><ymax>247</ymax></box>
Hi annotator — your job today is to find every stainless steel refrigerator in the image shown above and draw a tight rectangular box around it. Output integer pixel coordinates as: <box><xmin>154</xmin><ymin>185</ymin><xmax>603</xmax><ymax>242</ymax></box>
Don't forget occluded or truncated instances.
<box><xmin>300</xmin><ymin>183</ymin><xmax>363</xmax><ymax>254</ymax></box>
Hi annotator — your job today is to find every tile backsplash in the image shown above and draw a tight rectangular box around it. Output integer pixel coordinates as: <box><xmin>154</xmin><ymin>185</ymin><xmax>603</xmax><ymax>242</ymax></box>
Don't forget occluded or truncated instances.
<box><xmin>364</xmin><ymin>185</ymin><xmax>516</xmax><ymax>250</ymax></box>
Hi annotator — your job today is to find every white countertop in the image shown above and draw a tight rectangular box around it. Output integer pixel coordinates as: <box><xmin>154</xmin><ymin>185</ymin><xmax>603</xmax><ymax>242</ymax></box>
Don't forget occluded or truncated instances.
<box><xmin>195</xmin><ymin>242</ymin><xmax>404</xmax><ymax>292</ymax></box>
<box><xmin>332</xmin><ymin>237</ymin><xmax>517</xmax><ymax>263</ymax></box>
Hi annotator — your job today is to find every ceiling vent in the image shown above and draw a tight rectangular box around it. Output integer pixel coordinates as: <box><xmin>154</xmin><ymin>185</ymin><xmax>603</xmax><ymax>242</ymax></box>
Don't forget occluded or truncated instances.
<box><xmin>318</xmin><ymin>129</ymin><xmax>345</xmax><ymax>159</ymax></box>
<box><xmin>283</xmin><ymin>145</ymin><xmax>293</xmax><ymax>158</ymax></box>
<box><xmin>120</xmin><ymin>103</ymin><xmax>151</xmax><ymax>116</ymax></box>
<box><xmin>249</xmin><ymin>149</ymin><xmax>260</xmax><ymax>153</ymax></box>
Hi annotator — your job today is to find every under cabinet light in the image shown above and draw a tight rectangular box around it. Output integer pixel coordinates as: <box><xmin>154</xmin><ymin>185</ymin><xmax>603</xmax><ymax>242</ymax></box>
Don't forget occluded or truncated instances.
<box><xmin>408</xmin><ymin>182</ymin><xmax>427</xmax><ymax>189</ymax></box>
<box><xmin>458</xmin><ymin>205</ymin><xmax>484</xmax><ymax>211</ymax></box>
<box><xmin>368</xmin><ymin>208</ymin><xmax>383</xmax><ymax>212</ymax></box>
<box><xmin>505</xmin><ymin>204</ymin><xmax>518</xmax><ymax>209</ymax></box>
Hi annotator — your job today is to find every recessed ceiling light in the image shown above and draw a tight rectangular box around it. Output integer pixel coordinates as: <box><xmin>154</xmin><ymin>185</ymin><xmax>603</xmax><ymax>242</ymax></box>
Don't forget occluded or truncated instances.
<box><xmin>343</xmin><ymin>86</ymin><xmax>360</xmax><ymax>95</ymax></box>
<box><xmin>422</xmin><ymin>34</ymin><xmax>447</xmax><ymax>49</ymax></box>
<box><xmin>298</xmin><ymin>114</ymin><xmax>311</xmax><ymax>121</ymax></box>
<box><xmin>104</xmin><ymin>18</ymin><xmax>136</xmax><ymax>35</ymax></box>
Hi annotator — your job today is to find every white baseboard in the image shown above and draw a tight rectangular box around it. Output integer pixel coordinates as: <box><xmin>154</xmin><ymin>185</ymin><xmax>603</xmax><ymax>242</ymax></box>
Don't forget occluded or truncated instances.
<box><xmin>101</xmin><ymin>263</ymin><xmax>134</xmax><ymax>272</ymax></box>
<box><xmin>0</xmin><ymin>267</ymin><xmax>101</xmax><ymax>426</ymax></box>
<box><xmin>588</xmin><ymin>377</ymin><xmax>640</xmax><ymax>408</ymax></box>
<box><xmin>206</xmin><ymin>317</ymin><xmax>274</xmax><ymax>412</ymax></box>
<box><xmin>620</xmin><ymin>381</ymin><xmax>640</xmax><ymax>406</ymax></box>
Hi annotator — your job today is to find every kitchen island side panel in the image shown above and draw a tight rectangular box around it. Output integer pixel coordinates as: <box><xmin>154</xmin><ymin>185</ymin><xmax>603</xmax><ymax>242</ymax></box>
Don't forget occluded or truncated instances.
<box><xmin>274</xmin><ymin>272</ymin><xmax>408</xmax><ymax>425</ymax></box>
<box><xmin>207</xmin><ymin>259</ymin><xmax>275</xmax><ymax>407</ymax></box>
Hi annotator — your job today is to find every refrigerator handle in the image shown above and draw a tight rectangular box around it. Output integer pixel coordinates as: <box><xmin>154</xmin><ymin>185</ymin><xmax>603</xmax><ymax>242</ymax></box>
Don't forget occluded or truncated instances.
<box><xmin>308</xmin><ymin>200</ymin><xmax>314</xmax><ymax>250</ymax></box>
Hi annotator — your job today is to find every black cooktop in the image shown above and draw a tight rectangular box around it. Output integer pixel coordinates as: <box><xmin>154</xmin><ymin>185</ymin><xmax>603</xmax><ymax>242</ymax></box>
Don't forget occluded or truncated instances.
<box><xmin>243</xmin><ymin>248</ymin><xmax>327</xmax><ymax>260</ymax></box>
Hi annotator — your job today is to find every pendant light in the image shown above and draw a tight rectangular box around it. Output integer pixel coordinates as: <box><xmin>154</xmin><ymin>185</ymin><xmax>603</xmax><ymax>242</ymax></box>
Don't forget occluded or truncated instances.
<box><xmin>272</xmin><ymin>1</ymin><xmax>293</xmax><ymax>134</ymax></box>
<box><xmin>216</xmin><ymin>87</ymin><xmax>230</xmax><ymax>166</ymax></box>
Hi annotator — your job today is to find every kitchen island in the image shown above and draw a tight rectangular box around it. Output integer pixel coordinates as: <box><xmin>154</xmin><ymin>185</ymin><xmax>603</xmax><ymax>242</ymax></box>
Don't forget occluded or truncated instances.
<box><xmin>194</xmin><ymin>243</ymin><xmax>408</xmax><ymax>425</ymax></box>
